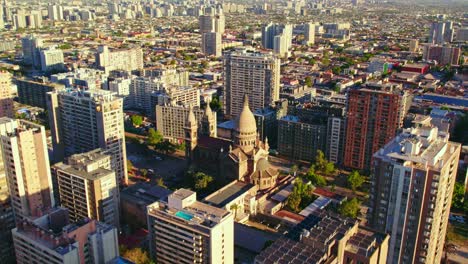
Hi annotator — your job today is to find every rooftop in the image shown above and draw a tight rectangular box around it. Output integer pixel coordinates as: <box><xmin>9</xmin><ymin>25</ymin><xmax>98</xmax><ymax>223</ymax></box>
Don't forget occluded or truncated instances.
<box><xmin>204</xmin><ymin>181</ymin><xmax>255</xmax><ymax>208</ymax></box>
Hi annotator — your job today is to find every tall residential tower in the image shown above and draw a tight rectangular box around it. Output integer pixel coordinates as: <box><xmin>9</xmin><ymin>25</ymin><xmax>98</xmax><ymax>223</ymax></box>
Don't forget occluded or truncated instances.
<box><xmin>47</xmin><ymin>89</ymin><xmax>128</xmax><ymax>184</ymax></box>
<box><xmin>224</xmin><ymin>50</ymin><xmax>280</xmax><ymax>119</ymax></box>
<box><xmin>368</xmin><ymin>117</ymin><xmax>461</xmax><ymax>264</ymax></box>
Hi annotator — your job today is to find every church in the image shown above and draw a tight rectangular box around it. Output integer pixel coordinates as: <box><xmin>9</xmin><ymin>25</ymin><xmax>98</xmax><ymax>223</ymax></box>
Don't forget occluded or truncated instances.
<box><xmin>184</xmin><ymin>95</ymin><xmax>279</xmax><ymax>191</ymax></box>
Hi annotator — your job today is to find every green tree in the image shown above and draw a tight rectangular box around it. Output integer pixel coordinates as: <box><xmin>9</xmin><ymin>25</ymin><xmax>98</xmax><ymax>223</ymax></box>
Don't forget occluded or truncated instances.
<box><xmin>324</xmin><ymin>162</ymin><xmax>336</xmax><ymax>176</ymax></box>
<box><xmin>130</xmin><ymin>115</ymin><xmax>143</xmax><ymax>127</ymax></box>
<box><xmin>193</xmin><ymin>172</ymin><xmax>213</xmax><ymax>191</ymax></box>
<box><xmin>156</xmin><ymin>140</ymin><xmax>177</xmax><ymax>154</ymax></box>
<box><xmin>305</xmin><ymin>167</ymin><xmax>327</xmax><ymax>187</ymax></box>
<box><xmin>209</xmin><ymin>96</ymin><xmax>222</xmax><ymax>112</ymax></box>
<box><xmin>127</xmin><ymin>160</ymin><xmax>134</xmax><ymax>172</ymax></box>
<box><xmin>313</xmin><ymin>150</ymin><xmax>335</xmax><ymax>176</ymax></box>
<box><xmin>230</xmin><ymin>203</ymin><xmax>239</xmax><ymax>219</ymax></box>
<box><xmin>332</xmin><ymin>66</ymin><xmax>341</xmax><ymax>75</ymax></box>
<box><xmin>286</xmin><ymin>192</ymin><xmax>302</xmax><ymax>212</ymax></box>
<box><xmin>347</xmin><ymin>171</ymin><xmax>365</xmax><ymax>192</ymax></box>
<box><xmin>58</xmin><ymin>43</ymin><xmax>72</xmax><ymax>50</ymax></box>
<box><xmin>156</xmin><ymin>178</ymin><xmax>166</xmax><ymax>188</ymax></box>
<box><xmin>121</xmin><ymin>247</ymin><xmax>152</xmax><ymax>264</ymax></box>
<box><xmin>304</xmin><ymin>76</ymin><xmax>313</xmax><ymax>87</ymax></box>
<box><xmin>452</xmin><ymin>182</ymin><xmax>465</xmax><ymax>210</ymax></box>
<box><xmin>290</xmin><ymin>164</ymin><xmax>299</xmax><ymax>176</ymax></box>
<box><xmin>338</xmin><ymin>198</ymin><xmax>361</xmax><ymax>218</ymax></box>
<box><xmin>147</xmin><ymin>128</ymin><xmax>163</xmax><ymax>146</ymax></box>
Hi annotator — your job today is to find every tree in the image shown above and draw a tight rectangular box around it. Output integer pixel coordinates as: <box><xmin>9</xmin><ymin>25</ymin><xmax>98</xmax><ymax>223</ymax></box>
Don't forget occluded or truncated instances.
<box><xmin>156</xmin><ymin>178</ymin><xmax>166</xmax><ymax>188</ymax></box>
<box><xmin>286</xmin><ymin>192</ymin><xmax>302</xmax><ymax>212</ymax></box>
<box><xmin>324</xmin><ymin>162</ymin><xmax>336</xmax><ymax>176</ymax></box>
<box><xmin>147</xmin><ymin>128</ymin><xmax>163</xmax><ymax>146</ymax></box>
<box><xmin>121</xmin><ymin>248</ymin><xmax>152</xmax><ymax>264</ymax></box>
<box><xmin>304</xmin><ymin>76</ymin><xmax>313</xmax><ymax>87</ymax></box>
<box><xmin>305</xmin><ymin>167</ymin><xmax>327</xmax><ymax>187</ymax></box>
<box><xmin>290</xmin><ymin>164</ymin><xmax>299</xmax><ymax>176</ymax></box>
<box><xmin>338</xmin><ymin>198</ymin><xmax>361</xmax><ymax>218</ymax></box>
<box><xmin>140</xmin><ymin>169</ymin><xmax>148</xmax><ymax>178</ymax></box>
<box><xmin>193</xmin><ymin>172</ymin><xmax>213</xmax><ymax>191</ymax></box>
<box><xmin>347</xmin><ymin>171</ymin><xmax>365</xmax><ymax>192</ymax></box>
<box><xmin>209</xmin><ymin>96</ymin><xmax>222</xmax><ymax>112</ymax></box>
<box><xmin>127</xmin><ymin>160</ymin><xmax>134</xmax><ymax>172</ymax></box>
<box><xmin>230</xmin><ymin>203</ymin><xmax>239</xmax><ymax>219</ymax></box>
<box><xmin>451</xmin><ymin>182</ymin><xmax>465</xmax><ymax>210</ymax></box>
<box><xmin>287</xmin><ymin>178</ymin><xmax>317</xmax><ymax>213</ymax></box>
<box><xmin>156</xmin><ymin>140</ymin><xmax>177</xmax><ymax>154</ymax></box>
<box><xmin>130</xmin><ymin>115</ymin><xmax>143</xmax><ymax>127</ymax></box>
<box><xmin>313</xmin><ymin>150</ymin><xmax>335</xmax><ymax>176</ymax></box>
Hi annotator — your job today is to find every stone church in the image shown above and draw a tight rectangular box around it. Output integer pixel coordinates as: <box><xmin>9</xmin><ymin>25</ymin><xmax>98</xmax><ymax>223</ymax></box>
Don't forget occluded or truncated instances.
<box><xmin>185</xmin><ymin>95</ymin><xmax>279</xmax><ymax>190</ymax></box>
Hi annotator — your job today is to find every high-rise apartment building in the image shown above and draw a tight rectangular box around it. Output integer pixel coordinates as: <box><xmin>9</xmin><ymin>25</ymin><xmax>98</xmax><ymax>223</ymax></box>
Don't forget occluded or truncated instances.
<box><xmin>12</xmin><ymin>208</ymin><xmax>119</xmax><ymax>264</ymax></box>
<box><xmin>47</xmin><ymin>4</ymin><xmax>64</xmax><ymax>21</ymax></box>
<box><xmin>456</xmin><ymin>28</ymin><xmax>468</xmax><ymax>42</ymax></box>
<box><xmin>199</xmin><ymin>6</ymin><xmax>224</xmax><ymax>57</ymax></box>
<box><xmin>368</xmin><ymin>118</ymin><xmax>461</xmax><ymax>264</ymax></box>
<box><xmin>95</xmin><ymin>45</ymin><xmax>144</xmax><ymax>73</ymax></box>
<box><xmin>156</xmin><ymin>104</ymin><xmax>216</xmax><ymax>140</ymax></box>
<box><xmin>47</xmin><ymin>89</ymin><xmax>128</xmax><ymax>185</ymax></box>
<box><xmin>16</xmin><ymin>77</ymin><xmax>65</xmax><ymax>109</ymax></box>
<box><xmin>304</xmin><ymin>22</ymin><xmax>315</xmax><ymax>45</ymax></box>
<box><xmin>202</xmin><ymin>32</ymin><xmax>222</xmax><ymax>57</ymax></box>
<box><xmin>344</xmin><ymin>83</ymin><xmax>412</xmax><ymax>171</ymax></box>
<box><xmin>423</xmin><ymin>44</ymin><xmax>461</xmax><ymax>66</ymax></box>
<box><xmin>199</xmin><ymin>6</ymin><xmax>225</xmax><ymax>34</ymax></box>
<box><xmin>39</xmin><ymin>47</ymin><xmax>65</xmax><ymax>72</ymax></box>
<box><xmin>278</xmin><ymin>115</ymin><xmax>328</xmax><ymax>162</ymax></box>
<box><xmin>13</xmin><ymin>12</ymin><xmax>26</xmax><ymax>29</ymax></box>
<box><xmin>429</xmin><ymin>21</ymin><xmax>454</xmax><ymax>44</ymax></box>
<box><xmin>52</xmin><ymin>149</ymin><xmax>119</xmax><ymax>228</ymax></box>
<box><xmin>0</xmin><ymin>119</ymin><xmax>54</xmax><ymax>222</ymax></box>
<box><xmin>21</xmin><ymin>34</ymin><xmax>43</xmax><ymax>68</ymax></box>
<box><xmin>0</xmin><ymin>71</ymin><xmax>13</xmax><ymax>118</ymax></box>
<box><xmin>262</xmin><ymin>23</ymin><xmax>293</xmax><ymax>57</ymax></box>
<box><xmin>224</xmin><ymin>50</ymin><xmax>280</xmax><ymax>118</ymax></box>
<box><xmin>147</xmin><ymin>189</ymin><xmax>234</xmax><ymax>264</ymax></box>
<box><xmin>0</xmin><ymin>117</ymin><xmax>16</xmax><ymax>263</ymax></box>
<box><xmin>409</xmin><ymin>39</ymin><xmax>419</xmax><ymax>52</ymax></box>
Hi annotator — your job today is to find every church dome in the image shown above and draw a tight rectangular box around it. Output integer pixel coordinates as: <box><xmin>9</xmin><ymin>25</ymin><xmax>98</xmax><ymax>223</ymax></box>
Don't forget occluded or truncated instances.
<box><xmin>235</xmin><ymin>94</ymin><xmax>257</xmax><ymax>134</ymax></box>
<box><xmin>256</xmin><ymin>158</ymin><xmax>271</xmax><ymax>171</ymax></box>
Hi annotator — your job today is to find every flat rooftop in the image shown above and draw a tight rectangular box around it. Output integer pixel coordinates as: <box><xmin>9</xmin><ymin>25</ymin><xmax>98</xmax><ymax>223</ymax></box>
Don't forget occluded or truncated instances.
<box><xmin>204</xmin><ymin>181</ymin><xmax>254</xmax><ymax>208</ymax></box>
<box><xmin>121</xmin><ymin>183</ymin><xmax>172</xmax><ymax>205</ymax></box>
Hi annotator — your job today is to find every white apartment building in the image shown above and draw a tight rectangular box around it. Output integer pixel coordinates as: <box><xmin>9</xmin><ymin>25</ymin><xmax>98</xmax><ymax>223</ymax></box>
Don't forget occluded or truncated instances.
<box><xmin>224</xmin><ymin>50</ymin><xmax>280</xmax><ymax>118</ymax></box>
<box><xmin>96</xmin><ymin>45</ymin><xmax>143</xmax><ymax>73</ymax></box>
<box><xmin>40</xmin><ymin>47</ymin><xmax>64</xmax><ymax>72</ymax></box>
<box><xmin>369</xmin><ymin>117</ymin><xmax>461</xmax><ymax>264</ymax></box>
<box><xmin>47</xmin><ymin>89</ymin><xmax>128</xmax><ymax>185</ymax></box>
<box><xmin>147</xmin><ymin>189</ymin><xmax>234</xmax><ymax>264</ymax></box>
<box><xmin>0</xmin><ymin>119</ymin><xmax>55</xmax><ymax>222</ymax></box>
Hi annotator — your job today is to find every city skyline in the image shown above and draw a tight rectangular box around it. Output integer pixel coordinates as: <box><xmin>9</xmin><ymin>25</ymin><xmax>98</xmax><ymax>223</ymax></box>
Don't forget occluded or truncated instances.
<box><xmin>0</xmin><ymin>0</ymin><xmax>466</xmax><ymax>264</ymax></box>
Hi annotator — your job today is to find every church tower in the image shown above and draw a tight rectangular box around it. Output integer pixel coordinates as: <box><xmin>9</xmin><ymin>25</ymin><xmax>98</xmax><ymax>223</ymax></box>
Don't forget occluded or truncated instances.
<box><xmin>184</xmin><ymin>106</ymin><xmax>198</xmax><ymax>160</ymax></box>
<box><xmin>201</xmin><ymin>103</ymin><xmax>217</xmax><ymax>137</ymax></box>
